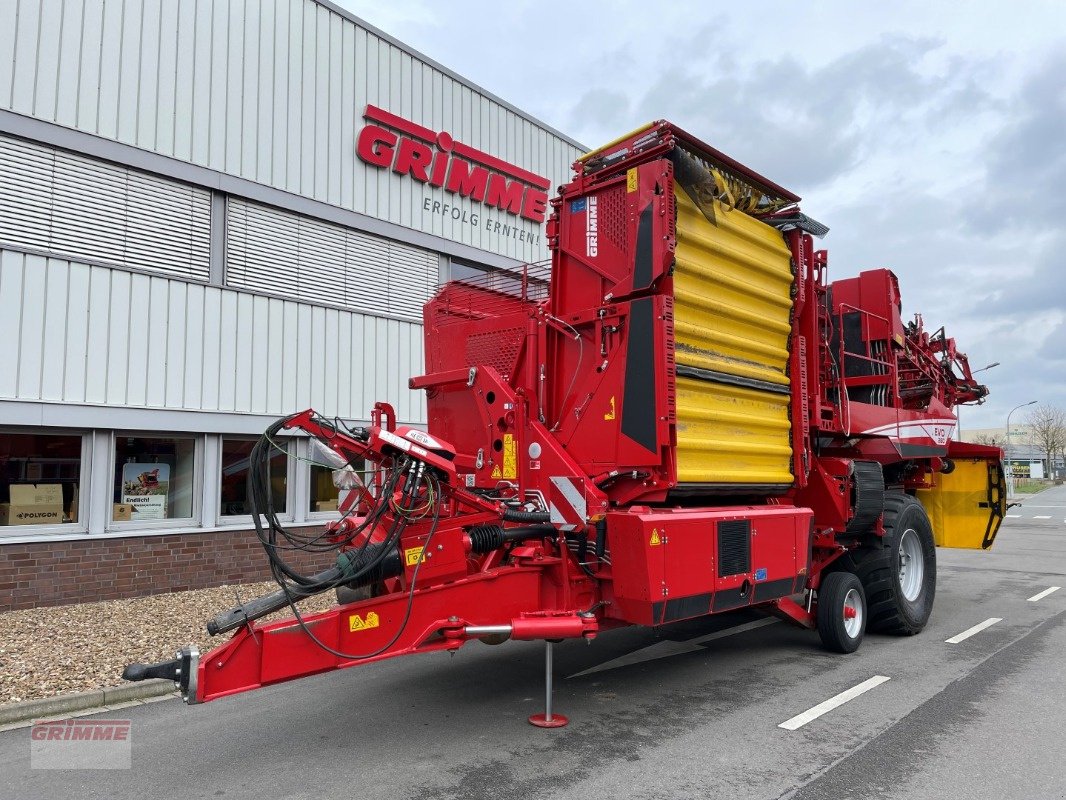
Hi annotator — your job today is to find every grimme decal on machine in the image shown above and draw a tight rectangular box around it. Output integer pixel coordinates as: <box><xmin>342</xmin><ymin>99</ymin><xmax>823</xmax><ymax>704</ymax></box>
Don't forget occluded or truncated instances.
<box><xmin>356</xmin><ymin>104</ymin><xmax>550</xmax><ymax>243</ymax></box>
<box><xmin>121</xmin><ymin>463</ymin><xmax>170</xmax><ymax>520</ymax></box>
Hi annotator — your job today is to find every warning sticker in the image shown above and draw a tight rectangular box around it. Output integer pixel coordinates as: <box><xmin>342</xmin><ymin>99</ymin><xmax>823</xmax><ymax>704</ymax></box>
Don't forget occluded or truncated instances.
<box><xmin>491</xmin><ymin>464</ymin><xmax>502</xmax><ymax>479</ymax></box>
<box><xmin>627</xmin><ymin>168</ymin><xmax>638</xmax><ymax>193</ymax></box>
<box><xmin>649</xmin><ymin>529</ymin><xmax>662</xmax><ymax>546</ymax></box>
<box><xmin>404</xmin><ymin>546</ymin><xmax>426</xmax><ymax>566</ymax></box>
<box><xmin>502</xmin><ymin>433</ymin><xmax>517</xmax><ymax>479</ymax></box>
<box><xmin>349</xmin><ymin>611</ymin><xmax>380</xmax><ymax>632</ymax></box>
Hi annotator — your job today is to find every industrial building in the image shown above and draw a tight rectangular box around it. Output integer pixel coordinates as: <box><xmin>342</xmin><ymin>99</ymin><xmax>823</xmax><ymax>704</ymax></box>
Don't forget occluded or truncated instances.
<box><xmin>0</xmin><ymin>0</ymin><xmax>584</xmax><ymax>610</ymax></box>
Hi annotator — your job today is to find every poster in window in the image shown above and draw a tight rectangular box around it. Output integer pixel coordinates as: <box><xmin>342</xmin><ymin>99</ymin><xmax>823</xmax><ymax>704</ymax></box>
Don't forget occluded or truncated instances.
<box><xmin>121</xmin><ymin>463</ymin><xmax>171</xmax><ymax>520</ymax></box>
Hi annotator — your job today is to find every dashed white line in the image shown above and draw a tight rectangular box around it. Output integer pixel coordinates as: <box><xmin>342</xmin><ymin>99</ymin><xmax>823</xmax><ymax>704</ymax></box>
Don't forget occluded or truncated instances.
<box><xmin>945</xmin><ymin>617</ymin><xmax>1002</xmax><ymax>644</ymax></box>
<box><xmin>1006</xmin><ymin>514</ymin><xmax>1022</xmax><ymax>518</ymax></box>
<box><xmin>779</xmin><ymin>676</ymin><xmax>891</xmax><ymax>730</ymax></box>
<box><xmin>1034</xmin><ymin>515</ymin><xmax>1052</xmax><ymax>520</ymax></box>
<box><xmin>1027</xmin><ymin>587</ymin><xmax>1061</xmax><ymax>602</ymax></box>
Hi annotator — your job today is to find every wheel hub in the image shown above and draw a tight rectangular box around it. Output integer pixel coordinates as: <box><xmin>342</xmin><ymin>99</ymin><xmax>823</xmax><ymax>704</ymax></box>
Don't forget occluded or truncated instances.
<box><xmin>898</xmin><ymin>528</ymin><xmax>925</xmax><ymax>602</ymax></box>
<box><xmin>842</xmin><ymin>587</ymin><xmax>863</xmax><ymax>637</ymax></box>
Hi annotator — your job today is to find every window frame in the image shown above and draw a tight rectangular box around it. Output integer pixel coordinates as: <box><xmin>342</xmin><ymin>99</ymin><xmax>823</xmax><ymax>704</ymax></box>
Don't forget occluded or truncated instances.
<box><xmin>108</xmin><ymin>431</ymin><xmax>203</xmax><ymax>530</ymax></box>
<box><xmin>215</xmin><ymin>433</ymin><xmax>295</xmax><ymax>527</ymax></box>
<box><xmin>301</xmin><ymin>437</ymin><xmax>346</xmax><ymax>523</ymax></box>
<box><xmin>0</xmin><ymin>427</ymin><xmax>91</xmax><ymax>537</ymax></box>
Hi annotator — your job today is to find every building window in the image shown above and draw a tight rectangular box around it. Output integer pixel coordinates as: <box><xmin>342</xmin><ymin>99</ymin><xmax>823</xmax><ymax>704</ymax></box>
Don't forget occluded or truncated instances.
<box><xmin>114</xmin><ymin>435</ymin><xmax>196</xmax><ymax>522</ymax></box>
<box><xmin>0</xmin><ymin>432</ymin><xmax>83</xmax><ymax>527</ymax></box>
<box><xmin>309</xmin><ymin>463</ymin><xmax>340</xmax><ymax>514</ymax></box>
<box><xmin>220</xmin><ymin>437</ymin><xmax>287</xmax><ymax>517</ymax></box>
<box><xmin>308</xmin><ymin>458</ymin><xmax>366</xmax><ymax>515</ymax></box>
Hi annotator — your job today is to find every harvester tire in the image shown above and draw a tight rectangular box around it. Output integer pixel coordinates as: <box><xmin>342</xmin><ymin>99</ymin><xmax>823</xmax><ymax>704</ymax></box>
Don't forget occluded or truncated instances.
<box><xmin>817</xmin><ymin>571</ymin><xmax>867</xmax><ymax>653</ymax></box>
<box><xmin>838</xmin><ymin>493</ymin><xmax>936</xmax><ymax>635</ymax></box>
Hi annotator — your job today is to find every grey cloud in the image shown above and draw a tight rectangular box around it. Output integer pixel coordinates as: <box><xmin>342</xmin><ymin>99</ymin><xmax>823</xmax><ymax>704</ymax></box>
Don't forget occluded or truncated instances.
<box><xmin>965</xmin><ymin>51</ymin><xmax>1066</xmax><ymax>233</ymax></box>
<box><xmin>1038</xmin><ymin>320</ymin><xmax>1066</xmax><ymax>361</ymax></box>
<box><xmin>568</xmin><ymin>33</ymin><xmax>988</xmax><ymax>191</ymax></box>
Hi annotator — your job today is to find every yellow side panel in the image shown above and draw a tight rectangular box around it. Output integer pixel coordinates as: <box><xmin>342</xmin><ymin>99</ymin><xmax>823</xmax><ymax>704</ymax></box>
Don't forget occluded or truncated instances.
<box><xmin>916</xmin><ymin>458</ymin><xmax>1005</xmax><ymax>549</ymax></box>
<box><xmin>673</xmin><ymin>186</ymin><xmax>794</xmax><ymax>386</ymax></box>
<box><xmin>673</xmin><ymin>185</ymin><xmax>794</xmax><ymax>486</ymax></box>
<box><xmin>675</xmin><ymin>376</ymin><xmax>793</xmax><ymax>485</ymax></box>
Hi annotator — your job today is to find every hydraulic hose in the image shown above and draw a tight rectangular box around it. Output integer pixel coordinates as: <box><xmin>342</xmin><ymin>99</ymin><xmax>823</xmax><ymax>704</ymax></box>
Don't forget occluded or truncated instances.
<box><xmin>207</xmin><ymin>542</ymin><xmax>403</xmax><ymax>635</ymax></box>
<box><xmin>466</xmin><ymin>524</ymin><xmax>555</xmax><ymax>553</ymax></box>
<box><xmin>501</xmin><ymin>508</ymin><xmax>551</xmax><ymax>523</ymax></box>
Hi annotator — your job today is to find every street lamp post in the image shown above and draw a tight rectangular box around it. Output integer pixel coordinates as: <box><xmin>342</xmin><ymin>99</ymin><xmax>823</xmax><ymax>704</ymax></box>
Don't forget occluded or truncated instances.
<box><xmin>1006</xmin><ymin>400</ymin><xmax>1038</xmax><ymax>499</ymax></box>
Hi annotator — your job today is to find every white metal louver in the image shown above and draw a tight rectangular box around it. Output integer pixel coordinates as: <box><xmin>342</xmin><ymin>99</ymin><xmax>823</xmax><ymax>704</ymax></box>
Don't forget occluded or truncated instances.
<box><xmin>0</xmin><ymin>134</ymin><xmax>211</xmax><ymax>281</ymax></box>
<box><xmin>225</xmin><ymin>198</ymin><xmax>438</xmax><ymax>321</ymax></box>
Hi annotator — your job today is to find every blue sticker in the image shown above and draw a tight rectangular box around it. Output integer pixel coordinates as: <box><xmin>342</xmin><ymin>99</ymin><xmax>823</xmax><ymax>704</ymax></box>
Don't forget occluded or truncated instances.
<box><xmin>754</xmin><ymin>568</ymin><xmax>767</xmax><ymax>582</ymax></box>
<box><xmin>570</xmin><ymin>198</ymin><xmax>587</xmax><ymax>213</ymax></box>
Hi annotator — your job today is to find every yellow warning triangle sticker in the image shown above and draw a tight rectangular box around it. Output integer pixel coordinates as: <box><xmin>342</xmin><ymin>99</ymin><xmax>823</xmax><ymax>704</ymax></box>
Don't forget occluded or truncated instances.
<box><xmin>491</xmin><ymin>465</ymin><xmax>502</xmax><ymax>479</ymax></box>
<box><xmin>349</xmin><ymin>611</ymin><xmax>380</xmax><ymax>632</ymax></box>
<box><xmin>649</xmin><ymin>529</ymin><xmax>661</xmax><ymax>546</ymax></box>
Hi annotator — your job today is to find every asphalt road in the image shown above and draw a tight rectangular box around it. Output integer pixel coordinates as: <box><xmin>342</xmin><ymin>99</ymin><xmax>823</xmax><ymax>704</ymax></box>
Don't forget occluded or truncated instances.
<box><xmin>3</xmin><ymin>487</ymin><xmax>1065</xmax><ymax>800</ymax></box>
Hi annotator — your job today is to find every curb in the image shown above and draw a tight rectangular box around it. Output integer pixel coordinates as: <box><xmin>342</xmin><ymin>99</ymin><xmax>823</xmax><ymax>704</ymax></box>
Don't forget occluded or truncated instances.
<box><xmin>0</xmin><ymin>679</ymin><xmax>177</xmax><ymax>726</ymax></box>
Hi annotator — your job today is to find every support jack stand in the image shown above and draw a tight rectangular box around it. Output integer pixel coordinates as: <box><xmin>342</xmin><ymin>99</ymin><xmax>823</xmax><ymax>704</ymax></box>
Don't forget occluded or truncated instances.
<box><xmin>528</xmin><ymin>640</ymin><xmax>568</xmax><ymax>728</ymax></box>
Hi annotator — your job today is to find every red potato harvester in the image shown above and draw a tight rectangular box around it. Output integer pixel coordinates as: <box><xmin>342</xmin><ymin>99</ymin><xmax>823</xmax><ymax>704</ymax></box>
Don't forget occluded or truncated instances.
<box><xmin>124</xmin><ymin>121</ymin><xmax>1005</xmax><ymax>727</ymax></box>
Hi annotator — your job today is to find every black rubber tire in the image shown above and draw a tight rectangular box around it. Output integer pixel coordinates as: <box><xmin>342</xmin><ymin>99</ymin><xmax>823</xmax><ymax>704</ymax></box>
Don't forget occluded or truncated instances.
<box><xmin>817</xmin><ymin>571</ymin><xmax>867</xmax><ymax>653</ymax></box>
<box><xmin>836</xmin><ymin>493</ymin><xmax>936</xmax><ymax>635</ymax></box>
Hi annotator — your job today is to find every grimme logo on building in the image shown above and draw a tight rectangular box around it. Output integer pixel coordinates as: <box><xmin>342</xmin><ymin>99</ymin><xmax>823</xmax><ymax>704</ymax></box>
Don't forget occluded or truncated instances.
<box><xmin>357</xmin><ymin>105</ymin><xmax>551</xmax><ymax>224</ymax></box>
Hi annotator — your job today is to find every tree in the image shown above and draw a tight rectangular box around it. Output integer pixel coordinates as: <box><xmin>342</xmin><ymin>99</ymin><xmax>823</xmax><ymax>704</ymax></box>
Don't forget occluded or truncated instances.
<box><xmin>1025</xmin><ymin>404</ymin><xmax>1066</xmax><ymax>479</ymax></box>
<box><xmin>972</xmin><ymin>433</ymin><xmax>1003</xmax><ymax>447</ymax></box>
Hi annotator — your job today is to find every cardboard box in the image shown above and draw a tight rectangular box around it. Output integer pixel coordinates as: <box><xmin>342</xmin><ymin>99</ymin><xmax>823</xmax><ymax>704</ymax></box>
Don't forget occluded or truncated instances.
<box><xmin>0</xmin><ymin>483</ymin><xmax>64</xmax><ymax>526</ymax></box>
<box><xmin>315</xmin><ymin>499</ymin><xmax>339</xmax><ymax>512</ymax></box>
<box><xmin>112</xmin><ymin>503</ymin><xmax>133</xmax><ymax>521</ymax></box>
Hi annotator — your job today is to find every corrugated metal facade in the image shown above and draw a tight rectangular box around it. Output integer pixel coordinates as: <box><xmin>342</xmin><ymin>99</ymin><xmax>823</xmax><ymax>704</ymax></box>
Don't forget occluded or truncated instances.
<box><xmin>0</xmin><ymin>133</ymin><xmax>212</xmax><ymax>281</ymax></box>
<box><xmin>0</xmin><ymin>248</ymin><xmax>426</xmax><ymax>423</ymax></box>
<box><xmin>0</xmin><ymin>0</ymin><xmax>584</xmax><ymax>544</ymax></box>
<box><xmin>226</xmin><ymin>198</ymin><xmax>439</xmax><ymax>321</ymax></box>
<box><xmin>0</xmin><ymin>0</ymin><xmax>581</xmax><ymax>263</ymax></box>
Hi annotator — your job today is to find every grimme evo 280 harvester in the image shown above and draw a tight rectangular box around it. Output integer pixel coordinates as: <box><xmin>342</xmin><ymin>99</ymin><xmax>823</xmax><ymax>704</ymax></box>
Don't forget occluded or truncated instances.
<box><xmin>125</xmin><ymin>121</ymin><xmax>1006</xmax><ymax>727</ymax></box>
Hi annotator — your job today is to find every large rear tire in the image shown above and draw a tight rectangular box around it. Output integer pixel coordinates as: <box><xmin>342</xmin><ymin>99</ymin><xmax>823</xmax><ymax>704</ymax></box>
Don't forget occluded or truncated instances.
<box><xmin>817</xmin><ymin>571</ymin><xmax>867</xmax><ymax>653</ymax></box>
<box><xmin>839</xmin><ymin>493</ymin><xmax>936</xmax><ymax>635</ymax></box>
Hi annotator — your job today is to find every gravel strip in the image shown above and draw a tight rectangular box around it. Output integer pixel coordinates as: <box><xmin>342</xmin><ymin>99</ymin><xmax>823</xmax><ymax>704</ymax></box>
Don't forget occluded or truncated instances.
<box><xmin>0</xmin><ymin>582</ymin><xmax>336</xmax><ymax>704</ymax></box>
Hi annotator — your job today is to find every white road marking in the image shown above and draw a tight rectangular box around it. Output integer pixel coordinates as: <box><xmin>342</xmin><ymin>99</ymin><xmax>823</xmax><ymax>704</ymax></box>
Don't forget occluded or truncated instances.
<box><xmin>778</xmin><ymin>676</ymin><xmax>891</xmax><ymax>731</ymax></box>
<box><xmin>1005</xmin><ymin>514</ymin><xmax>1022</xmax><ymax>518</ymax></box>
<box><xmin>1034</xmin><ymin>515</ymin><xmax>1052</xmax><ymax>519</ymax></box>
<box><xmin>1027</xmin><ymin>587</ymin><xmax>1061</xmax><ymax>602</ymax></box>
<box><xmin>945</xmin><ymin>617</ymin><xmax>1002</xmax><ymax>644</ymax></box>
<box><xmin>567</xmin><ymin>618</ymin><xmax>779</xmax><ymax>679</ymax></box>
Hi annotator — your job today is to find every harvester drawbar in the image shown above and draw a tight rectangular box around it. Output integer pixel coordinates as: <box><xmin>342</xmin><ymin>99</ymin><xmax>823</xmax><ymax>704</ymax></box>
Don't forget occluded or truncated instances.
<box><xmin>125</xmin><ymin>120</ymin><xmax>1006</xmax><ymax>727</ymax></box>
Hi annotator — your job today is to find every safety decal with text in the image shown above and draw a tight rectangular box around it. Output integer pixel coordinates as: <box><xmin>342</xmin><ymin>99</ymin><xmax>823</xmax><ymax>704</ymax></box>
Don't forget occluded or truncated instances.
<box><xmin>649</xmin><ymin>529</ymin><xmax>662</xmax><ymax>546</ymax></box>
<box><xmin>404</xmin><ymin>546</ymin><xmax>426</xmax><ymax>566</ymax></box>
<box><xmin>349</xmin><ymin>611</ymin><xmax>380</xmax><ymax>632</ymax></box>
<box><xmin>502</xmin><ymin>433</ymin><xmax>517</xmax><ymax>479</ymax></box>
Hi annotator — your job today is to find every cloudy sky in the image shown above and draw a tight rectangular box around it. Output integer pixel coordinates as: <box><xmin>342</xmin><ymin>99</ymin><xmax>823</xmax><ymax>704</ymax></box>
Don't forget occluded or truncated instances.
<box><xmin>338</xmin><ymin>0</ymin><xmax>1064</xmax><ymax>431</ymax></box>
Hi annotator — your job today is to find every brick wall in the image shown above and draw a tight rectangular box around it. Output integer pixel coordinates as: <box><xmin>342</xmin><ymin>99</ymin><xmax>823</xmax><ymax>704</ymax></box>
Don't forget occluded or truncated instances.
<box><xmin>0</xmin><ymin>528</ymin><xmax>328</xmax><ymax>612</ymax></box>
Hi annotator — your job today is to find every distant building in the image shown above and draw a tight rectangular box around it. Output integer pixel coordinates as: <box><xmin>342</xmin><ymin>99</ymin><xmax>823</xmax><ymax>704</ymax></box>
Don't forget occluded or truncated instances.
<box><xmin>959</xmin><ymin>426</ymin><xmax>1063</xmax><ymax>480</ymax></box>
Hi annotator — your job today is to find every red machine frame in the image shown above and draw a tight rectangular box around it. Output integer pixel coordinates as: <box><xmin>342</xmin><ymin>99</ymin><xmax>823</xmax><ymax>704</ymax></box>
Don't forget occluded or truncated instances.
<box><xmin>125</xmin><ymin>121</ymin><xmax>1004</xmax><ymax>727</ymax></box>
